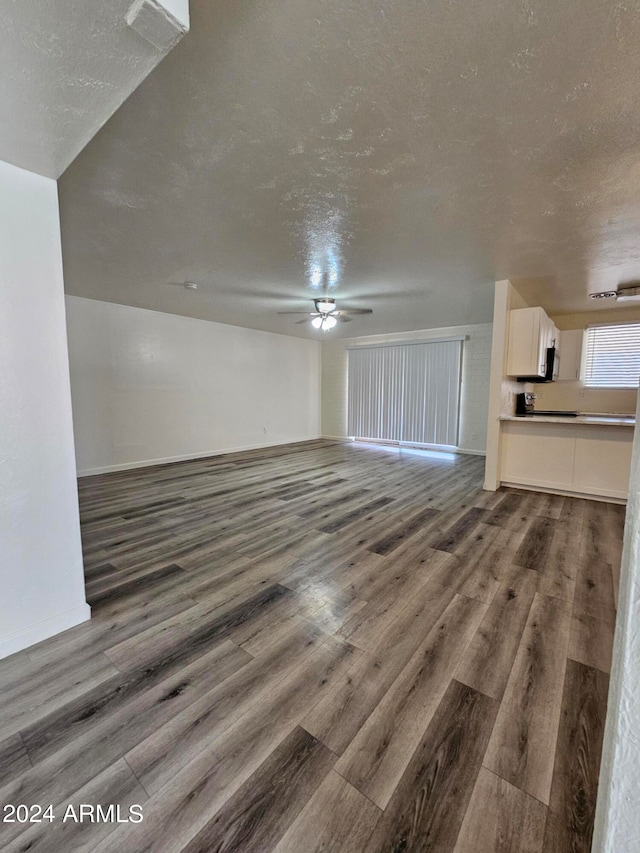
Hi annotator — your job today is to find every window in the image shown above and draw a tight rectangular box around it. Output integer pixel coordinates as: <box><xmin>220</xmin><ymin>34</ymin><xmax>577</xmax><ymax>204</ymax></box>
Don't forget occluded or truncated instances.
<box><xmin>583</xmin><ymin>323</ymin><xmax>640</xmax><ymax>388</ymax></box>
<box><xmin>347</xmin><ymin>338</ymin><xmax>463</xmax><ymax>447</ymax></box>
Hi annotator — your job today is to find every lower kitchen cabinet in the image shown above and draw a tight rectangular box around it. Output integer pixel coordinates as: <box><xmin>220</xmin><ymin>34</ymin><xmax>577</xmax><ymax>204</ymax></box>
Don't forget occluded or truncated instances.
<box><xmin>500</xmin><ymin>420</ymin><xmax>633</xmax><ymax>500</ymax></box>
<box><xmin>500</xmin><ymin>422</ymin><xmax>576</xmax><ymax>492</ymax></box>
<box><xmin>573</xmin><ymin>426</ymin><xmax>632</xmax><ymax>498</ymax></box>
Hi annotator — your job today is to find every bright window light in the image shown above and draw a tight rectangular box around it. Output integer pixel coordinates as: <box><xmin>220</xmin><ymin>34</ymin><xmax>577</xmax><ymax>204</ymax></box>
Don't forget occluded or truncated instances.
<box><xmin>583</xmin><ymin>323</ymin><xmax>640</xmax><ymax>388</ymax></box>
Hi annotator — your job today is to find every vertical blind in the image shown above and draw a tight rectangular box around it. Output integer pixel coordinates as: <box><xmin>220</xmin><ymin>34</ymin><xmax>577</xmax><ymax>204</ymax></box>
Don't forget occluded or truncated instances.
<box><xmin>347</xmin><ymin>339</ymin><xmax>463</xmax><ymax>446</ymax></box>
<box><xmin>584</xmin><ymin>323</ymin><xmax>640</xmax><ymax>388</ymax></box>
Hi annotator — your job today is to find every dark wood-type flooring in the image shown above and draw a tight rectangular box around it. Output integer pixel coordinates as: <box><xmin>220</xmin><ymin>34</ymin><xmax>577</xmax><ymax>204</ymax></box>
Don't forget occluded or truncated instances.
<box><xmin>0</xmin><ymin>439</ymin><xmax>621</xmax><ymax>852</ymax></box>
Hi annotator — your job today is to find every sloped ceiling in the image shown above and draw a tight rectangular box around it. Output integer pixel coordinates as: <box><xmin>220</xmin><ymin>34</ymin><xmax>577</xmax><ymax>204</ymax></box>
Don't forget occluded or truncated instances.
<box><xmin>0</xmin><ymin>0</ymin><xmax>187</xmax><ymax>178</ymax></box>
<box><xmin>59</xmin><ymin>0</ymin><xmax>640</xmax><ymax>338</ymax></box>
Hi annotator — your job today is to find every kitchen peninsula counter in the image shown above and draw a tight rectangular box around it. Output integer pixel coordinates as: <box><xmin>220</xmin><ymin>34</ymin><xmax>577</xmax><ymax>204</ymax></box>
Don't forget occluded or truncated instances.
<box><xmin>500</xmin><ymin>414</ymin><xmax>635</xmax><ymax>427</ymax></box>
<box><xmin>499</xmin><ymin>414</ymin><xmax>635</xmax><ymax>501</ymax></box>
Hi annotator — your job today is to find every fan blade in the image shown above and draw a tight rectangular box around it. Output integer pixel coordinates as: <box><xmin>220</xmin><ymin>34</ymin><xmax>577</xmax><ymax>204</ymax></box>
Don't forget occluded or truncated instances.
<box><xmin>337</xmin><ymin>315</ymin><xmax>353</xmax><ymax>322</ymax></box>
<box><xmin>165</xmin><ymin>281</ymin><xmax>199</xmax><ymax>289</ymax></box>
<box><xmin>334</xmin><ymin>308</ymin><xmax>372</xmax><ymax>315</ymax></box>
<box><xmin>277</xmin><ymin>311</ymin><xmax>319</xmax><ymax>316</ymax></box>
<box><xmin>295</xmin><ymin>318</ymin><xmax>312</xmax><ymax>325</ymax></box>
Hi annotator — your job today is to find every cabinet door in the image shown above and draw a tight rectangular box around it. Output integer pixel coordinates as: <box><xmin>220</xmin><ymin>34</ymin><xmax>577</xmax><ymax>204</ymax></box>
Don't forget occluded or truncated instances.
<box><xmin>501</xmin><ymin>421</ymin><xmax>576</xmax><ymax>490</ymax></box>
<box><xmin>573</xmin><ymin>426</ymin><xmax>632</xmax><ymax>499</ymax></box>
<box><xmin>557</xmin><ymin>329</ymin><xmax>583</xmax><ymax>381</ymax></box>
<box><xmin>538</xmin><ymin>314</ymin><xmax>555</xmax><ymax>375</ymax></box>
<box><xmin>507</xmin><ymin>307</ymin><xmax>547</xmax><ymax>377</ymax></box>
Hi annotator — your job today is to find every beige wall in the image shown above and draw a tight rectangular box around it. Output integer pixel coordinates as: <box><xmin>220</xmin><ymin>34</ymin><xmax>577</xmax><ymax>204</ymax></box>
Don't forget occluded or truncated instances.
<box><xmin>321</xmin><ymin>323</ymin><xmax>492</xmax><ymax>455</ymax></box>
<box><xmin>533</xmin><ymin>306</ymin><xmax>640</xmax><ymax>415</ymax></box>
<box><xmin>553</xmin><ymin>306</ymin><xmax>640</xmax><ymax>330</ymax></box>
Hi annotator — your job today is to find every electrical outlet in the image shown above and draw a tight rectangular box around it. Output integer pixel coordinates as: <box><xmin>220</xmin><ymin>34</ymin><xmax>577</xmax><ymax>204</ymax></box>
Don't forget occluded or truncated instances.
<box><xmin>263</xmin><ymin>427</ymin><xmax>267</xmax><ymax>434</ymax></box>
<box><xmin>471</xmin><ymin>432</ymin><xmax>476</xmax><ymax>439</ymax></box>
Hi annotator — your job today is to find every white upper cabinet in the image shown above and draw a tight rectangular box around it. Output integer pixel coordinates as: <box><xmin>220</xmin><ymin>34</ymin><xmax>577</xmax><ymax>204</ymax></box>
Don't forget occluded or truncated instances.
<box><xmin>557</xmin><ymin>329</ymin><xmax>584</xmax><ymax>381</ymax></box>
<box><xmin>506</xmin><ymin>307</ymin><xmax>558</xmax><ymax>378</ymax></box>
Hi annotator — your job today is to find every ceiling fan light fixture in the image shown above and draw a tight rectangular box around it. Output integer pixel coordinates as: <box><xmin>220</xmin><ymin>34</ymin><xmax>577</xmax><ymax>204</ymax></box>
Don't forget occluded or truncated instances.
<box><xmin>279</xmin><ymin>296</ymin><xmax>371</xmax><ymax>327</ymax></box>
<box><xmin>315</xmin><ymin>298</ymin><xmax>336</xmax><ymax>314</ymax></box>
<box><xmin>311</xmin><ymin>314</ymin><xmax>337</xmax><ymax>331</ymax></box>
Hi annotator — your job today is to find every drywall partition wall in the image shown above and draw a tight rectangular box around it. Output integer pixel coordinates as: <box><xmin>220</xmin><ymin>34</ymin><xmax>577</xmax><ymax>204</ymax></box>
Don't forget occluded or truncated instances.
<box><xmin>0</xmin><ymin>160</ymin><xmax>89</xmax><ymax>659</ymax></box>
<box><xmin>65</xmin><ymin>296</ymin><xmax>321</xmax><ymax>475</ymax></box>
<box><xmin>593</xmin><ymin>390</ymin><xmax>640</xmax><ymax>852</ymax></box>
<box><xmin>321</xmin><ymin>323</ymin><xmax>492</xmax><ymax>455</ymax></box>
<box><xmin>484</xmin><ymin>279</ymin><xmax>529</xmax><ymax>490</ymax></box>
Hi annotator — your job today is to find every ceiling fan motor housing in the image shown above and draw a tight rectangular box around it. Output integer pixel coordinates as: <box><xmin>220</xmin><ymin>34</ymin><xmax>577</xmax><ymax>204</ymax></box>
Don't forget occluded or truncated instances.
<box><xmin>315</xmin><ymin>298</ymin><xmax>336</xmax><ymax>314</ymax></box>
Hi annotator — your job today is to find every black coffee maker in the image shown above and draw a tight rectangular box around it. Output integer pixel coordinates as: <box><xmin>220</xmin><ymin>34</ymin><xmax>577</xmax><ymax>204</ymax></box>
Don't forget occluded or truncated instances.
<box><xmin>515</xmin><ymin>392</ymin><xmax>535</xmax><ymax>416</ymax></box>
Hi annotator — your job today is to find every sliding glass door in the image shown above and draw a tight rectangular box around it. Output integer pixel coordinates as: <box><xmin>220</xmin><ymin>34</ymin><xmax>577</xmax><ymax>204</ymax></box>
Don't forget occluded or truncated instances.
<box><xmin>347</xmin><ymin>338</ymin><xmax>463</xmax><ymax>448</ymax></box>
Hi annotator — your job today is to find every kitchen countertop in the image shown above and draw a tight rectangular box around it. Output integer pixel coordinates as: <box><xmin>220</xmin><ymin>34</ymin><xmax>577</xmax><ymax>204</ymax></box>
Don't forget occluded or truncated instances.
<box><xmin>500</xmin><ymin>414</ymin><xmax>636</xmax><ymax>426</ymax></box>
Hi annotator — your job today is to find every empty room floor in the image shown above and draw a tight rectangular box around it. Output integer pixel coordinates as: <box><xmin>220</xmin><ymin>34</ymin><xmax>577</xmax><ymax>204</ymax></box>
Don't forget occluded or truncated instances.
<box><xmin>0</xmin><ymin>440</ymin><xmax>620</xmax><ymax>852</ymax></box>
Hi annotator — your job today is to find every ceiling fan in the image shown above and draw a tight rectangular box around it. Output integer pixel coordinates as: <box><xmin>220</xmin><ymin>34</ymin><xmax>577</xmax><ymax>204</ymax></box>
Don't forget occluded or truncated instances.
<box><xmin>278</xmin><ymin>298</ymin><xmax>373</xmax><ymax>331</ymax></box>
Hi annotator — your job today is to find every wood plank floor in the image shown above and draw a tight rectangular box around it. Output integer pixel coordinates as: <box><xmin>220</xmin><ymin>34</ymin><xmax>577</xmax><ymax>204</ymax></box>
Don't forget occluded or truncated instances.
<box><xmin>0</xmin><ymin>439</ymin><xmax>621</xmax><ymax>852</ymax></box>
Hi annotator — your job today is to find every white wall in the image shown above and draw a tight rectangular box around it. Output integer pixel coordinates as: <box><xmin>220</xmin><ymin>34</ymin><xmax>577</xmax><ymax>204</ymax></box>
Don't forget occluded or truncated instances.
<box><xmin>321</xmin><ymin>323</ymin><xmax>492</xmax><ymax>455</ymax></box>
<box><xmin>593</xmin><ymin>389</ymin><xmax>640</xmax><ymax>851</ymax></box>
<box><xmin>160</xmin><ymin>0</ymin><xmax>190</xmax><ymax>27</ymax></box>
<box><xmin>0</xmin><ymin>160</ymin><xmax>89</xmax><ymax>659</ymax></box>
<box><xmin>484</xmin><ymin>280</ymin><xmax>529</xmax><ymax>489</ymax></box>
<box><xmin>65</xmin><ymin>296</ymin><xmax>321</xmax><ymax>475</ymax></box>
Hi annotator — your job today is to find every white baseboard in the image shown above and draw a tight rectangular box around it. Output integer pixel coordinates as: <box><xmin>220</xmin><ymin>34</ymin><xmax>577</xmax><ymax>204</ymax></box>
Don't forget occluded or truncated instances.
<box><xmin>77</xmin><ymin>435</ymin><xmax>323</xmax><ymax>477</ymax></box>
<box><xmin>320</xmin><ymin>435</ymin><xmax>352</xmax><ymax>442</ymax></box>
<box><xmin>456</xmin><ymin>447</ymin><xmax>487</xmax><ymax>457</ymax></box>
<box><xmin>501</xmin><ymin>480</ymin><xmax>627</xmax><ymax>504</ymax></box>
<box><xmin>0</xmin><ymin>602</ymin><xmax>91</xmax><ymax>660</ymax></box>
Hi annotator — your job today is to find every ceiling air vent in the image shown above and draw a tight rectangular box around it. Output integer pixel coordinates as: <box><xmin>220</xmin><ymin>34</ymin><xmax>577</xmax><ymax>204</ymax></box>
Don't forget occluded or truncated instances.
<box><xmin>589</xmin><ymin>285</ymin><xmax>640</xmax><ymax>303</ymax></box>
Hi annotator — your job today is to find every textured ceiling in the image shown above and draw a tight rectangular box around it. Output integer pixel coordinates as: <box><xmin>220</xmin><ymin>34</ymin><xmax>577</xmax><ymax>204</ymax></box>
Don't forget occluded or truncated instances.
<box><xmin>0</xmin><ymin>0</ymin><xmax>186</xmax><ymax>178</ymax></box>
<box><xmin>59</xmin><ymin>0</ymin><xmax>640</xmax><ymax>338</ymax></box>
